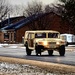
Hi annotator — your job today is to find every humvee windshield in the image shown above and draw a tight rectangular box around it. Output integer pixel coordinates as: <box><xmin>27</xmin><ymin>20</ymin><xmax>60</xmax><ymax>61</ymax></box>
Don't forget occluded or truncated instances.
<box><xmin>35</xmin><ymin>32</ymin><xmax>58</xmax><ymax>38</ymax></box>
<box><xmin>48</xmin><ymin>33</ymin><xmax>58</xmax><ymax>38</ymax></box>
<box><xmin>35</xmin><ymin>33</ymin><xmax>46</xmax><ymax>38</ymax></box>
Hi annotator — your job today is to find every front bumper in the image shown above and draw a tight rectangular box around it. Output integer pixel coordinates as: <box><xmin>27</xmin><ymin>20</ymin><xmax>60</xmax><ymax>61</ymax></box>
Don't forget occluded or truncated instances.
<box><xmin>38</xmin><ymin>44</ymin><xmax>60</xmax><ymax>50</ymax></box>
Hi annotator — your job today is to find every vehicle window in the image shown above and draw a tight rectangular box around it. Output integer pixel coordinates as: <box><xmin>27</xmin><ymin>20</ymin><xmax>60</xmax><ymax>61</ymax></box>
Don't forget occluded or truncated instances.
<box><xmin>48</xmin><ymin>33</ymin><xmax>58</xmax><ymax>38</ymax></box>
<box><xmin>28</xmin><ymin>34</ymin><xmax>31</xmax><ymax>39</ymax></box>
<box><xmin>35</xmin><ymin>33</ymin><xmax>46</xmax><ymax>38</ymax></box>
<box><xmin>31</xmin><ymin>34</ymin><xmax>34</xmax><ymax>39</ymax></box>
<box><xmin>28</xmin><ymin>33</ymin><xmax>34</xmax><ymax>39</ymax></box>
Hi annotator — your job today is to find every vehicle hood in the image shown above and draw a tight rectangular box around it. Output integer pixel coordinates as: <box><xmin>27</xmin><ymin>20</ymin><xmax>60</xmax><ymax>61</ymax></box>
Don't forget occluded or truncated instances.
<box><xmin>35</xmin><ymin>38</ymin><xmax>64</xmax><ymax>42</ymax></box>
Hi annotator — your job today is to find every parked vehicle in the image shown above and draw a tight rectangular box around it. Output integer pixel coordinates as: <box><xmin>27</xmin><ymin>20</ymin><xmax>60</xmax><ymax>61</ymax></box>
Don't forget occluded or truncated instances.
<box><xmin>24</xmin><ymin>30</ymin><xmax>67</xmax><ymax>56</ymax></box>
<box><xmin>60</xmin><ymin>34</ymin><xmax>75</xmax><ymax>45</ymax></box>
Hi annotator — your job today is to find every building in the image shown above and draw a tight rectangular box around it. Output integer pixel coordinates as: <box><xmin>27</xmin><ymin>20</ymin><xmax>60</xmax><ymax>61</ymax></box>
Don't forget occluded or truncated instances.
<box><xmin>0</xmin><ymin>12</ymin><xmax>74</xmax><ymax>43</ymax></box>
<box><xmin>0</xmin><ymin>16</ymin><xmax>25</xmax><ymax>43</ymax></box>
<box><xmin>0</xmin><ymin>16</ymin><xmax>25</xmax><ymax>28</ymax></box>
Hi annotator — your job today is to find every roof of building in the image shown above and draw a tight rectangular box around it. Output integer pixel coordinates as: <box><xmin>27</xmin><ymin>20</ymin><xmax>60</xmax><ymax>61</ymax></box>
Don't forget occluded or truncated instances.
<box><xmin>1</xmin><ymin>14</ymin><xmax>43</xmax><ymax>30</ymax></box>
<box><xmin>0</xmin><ymin>16</ymin><xmax>25</xmax><ymax>28</ymax></box>
<box><xmin>1</xmin><ymin>12</ymin><xmax>61</xmax><ymax>31</ymax></box>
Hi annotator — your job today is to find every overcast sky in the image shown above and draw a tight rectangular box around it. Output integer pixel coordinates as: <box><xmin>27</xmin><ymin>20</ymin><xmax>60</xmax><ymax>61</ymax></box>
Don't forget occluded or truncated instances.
<box><xmin>7</xmin><ymin>0</ymin><xmax>59</xmax><ymax>5</ymax></box>
<box><xmin>6</xmin><ymin>0</ymin><xmax>60</xmax><ymax>17</ymax></box>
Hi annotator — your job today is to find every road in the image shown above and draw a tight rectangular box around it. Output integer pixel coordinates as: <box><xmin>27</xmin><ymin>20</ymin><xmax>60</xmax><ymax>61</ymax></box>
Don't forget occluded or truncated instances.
<box><xmin>0</xmin><ymin>46</ymin><xmax>75</xmax><ymax>66</ymax></box>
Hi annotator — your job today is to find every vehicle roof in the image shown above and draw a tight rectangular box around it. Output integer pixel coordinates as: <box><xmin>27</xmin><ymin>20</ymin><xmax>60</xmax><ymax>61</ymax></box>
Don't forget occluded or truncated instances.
<box><xmin>26</xmin><ymin>30</ymin><xmax>59</xmax><ymax>33</ymax></box>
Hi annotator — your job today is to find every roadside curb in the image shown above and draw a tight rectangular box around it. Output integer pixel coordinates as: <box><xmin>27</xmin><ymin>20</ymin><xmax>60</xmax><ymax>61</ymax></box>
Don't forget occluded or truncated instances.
<box><xmin>0</xmin><ymin>56</ymin><xmax>75</xmax><ymax>73</ymax></box>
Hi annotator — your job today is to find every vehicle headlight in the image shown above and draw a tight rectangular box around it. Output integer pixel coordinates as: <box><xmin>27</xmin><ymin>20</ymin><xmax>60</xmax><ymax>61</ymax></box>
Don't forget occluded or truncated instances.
<box><xmin>38</xmin><ymin>41</ymin><xmax>48</xmax><ymax>46</ymax></box>
<box><xmin>43</xmin><ymin>41</ymin><xmax>48</xmax><ymax>46</ymax></box>
<box><xmin>56</xmin><ymin>42</ymin><xmax>60</xmax><ymax>45</ymax></box>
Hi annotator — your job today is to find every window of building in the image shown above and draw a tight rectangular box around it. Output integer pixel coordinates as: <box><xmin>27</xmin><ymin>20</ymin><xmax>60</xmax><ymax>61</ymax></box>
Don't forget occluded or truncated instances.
<box><xmin>4</xmin><ymin>33</ymin><xmax>9</xmax><ymax>41</ymax></box>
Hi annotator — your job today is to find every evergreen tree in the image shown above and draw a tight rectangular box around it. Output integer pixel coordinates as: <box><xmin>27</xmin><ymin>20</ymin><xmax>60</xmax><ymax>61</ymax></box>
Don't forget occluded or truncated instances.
<box><xmin>59</xmin><ymin>0</ymin><xmax>75</xmax><ymax>33</ymax></box>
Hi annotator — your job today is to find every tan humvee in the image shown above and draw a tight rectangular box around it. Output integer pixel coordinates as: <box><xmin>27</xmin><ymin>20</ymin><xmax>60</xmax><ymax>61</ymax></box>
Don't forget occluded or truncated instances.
<box><xmin>24</xmin><ymin>30</ymin><xmax>66</xmax><ymax>56</ymax></box>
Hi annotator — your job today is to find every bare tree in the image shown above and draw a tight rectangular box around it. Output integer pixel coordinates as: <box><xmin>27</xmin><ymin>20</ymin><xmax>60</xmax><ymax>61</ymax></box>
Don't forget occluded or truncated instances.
<box><xmin>23</xmin><ymin>1</ymin><xmax>55</xmax><ymax>30</ymax></box>
<box><xmin>0</xmin><ymin>0</ymin><xmax>10</xmax><ymax>28</ymax></box>
<box><xmin>45</xmin><ymin>5</ymin><xmax>55</xmax><ymax>13</ymax></box>
<box><xmin>0</xmin><ymin>0</ymin><xmax>9</xmax><ymax>21</ymax></box>
<box><xmin>10</xmin><ymin>5</ymin><xmax>25</xmax><ymax>17</ymax></box>
<box><xmin>24</xmin><ymin>1</ymin><xmax>43</xmax><ymax>17</ymax></box>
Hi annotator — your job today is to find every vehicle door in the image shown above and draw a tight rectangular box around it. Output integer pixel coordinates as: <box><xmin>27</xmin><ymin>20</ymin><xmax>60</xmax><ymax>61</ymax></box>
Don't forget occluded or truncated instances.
<box><xmin>28</xmin><ymin>33</ymin><xmax>34</xmax><ymax>47</ymax></box>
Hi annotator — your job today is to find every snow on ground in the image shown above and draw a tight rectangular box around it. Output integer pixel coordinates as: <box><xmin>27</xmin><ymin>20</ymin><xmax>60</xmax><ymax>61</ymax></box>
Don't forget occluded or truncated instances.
<box><xmin>0</xmin><ymin>44</ymin><xmax>8</xmax><ymax>48</ymax></box>
<box><xmin>0</xmin><ymin>43</ymin><xmax>75</xmax><ymax>51</ymax></box>
<box><xmin>0</xmin><ymin>44</ymin><xmax>25</xmax><ymax>49</ymax></box>
<box><xmin>68</xmin><ymin>45</ymin><xmax>75</xmax><ymax>47</ymax></box>
<box><xmin>0</xmin><ymin>62</ymin><xmax>74</xmax><ymax>75</ymax></box>
<box><xmin>0</xmin><ymin>62</ymin><xmax>58</xmax><ymax>75</ymax></box>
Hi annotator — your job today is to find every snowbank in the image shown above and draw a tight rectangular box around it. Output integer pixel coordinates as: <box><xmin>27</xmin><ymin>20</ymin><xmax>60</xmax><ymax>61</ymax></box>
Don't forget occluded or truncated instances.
<box><xmin>0</xmin><ymin>43</ymin><xmax>25</xmax><ymax>49</ymax></box>
<box><xmin>0</xmin><ymin>44</ymin><xmax>8</xmax><ymax>48</ymax></box>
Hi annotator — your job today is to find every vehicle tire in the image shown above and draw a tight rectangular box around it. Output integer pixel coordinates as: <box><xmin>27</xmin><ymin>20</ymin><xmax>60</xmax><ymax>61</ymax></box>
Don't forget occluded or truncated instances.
<box><xmin>59</xmin><ymin>45</ymin><xmax>65</xmax><ymax>56</ymax></box>
<box><xmin>25</xmin><ymin>44</ymin><xmax>31</xmax><ymax>56</ymax></box>
<box><xmin>35</xmin><ymin>45</ymin><xmax>41</xmax><ymax>56</ymax></box>
<box><xmin>48</xmin><ymin>50</ymin><xmax>53</xmax><ymax>56</ymax></box>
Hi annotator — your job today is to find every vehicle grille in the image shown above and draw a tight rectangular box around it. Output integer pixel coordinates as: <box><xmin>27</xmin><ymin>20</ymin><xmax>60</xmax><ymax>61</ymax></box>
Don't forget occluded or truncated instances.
<box><xmin>49</xmin><ymin>42</ymin><xmax>56</xmax><ymax>44</ymax></box>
